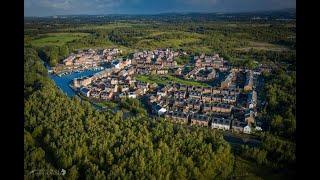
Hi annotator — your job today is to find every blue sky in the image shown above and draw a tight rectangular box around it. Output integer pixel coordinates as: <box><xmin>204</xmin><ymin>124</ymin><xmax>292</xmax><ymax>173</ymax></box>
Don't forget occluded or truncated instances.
<box><xmin>25</xmin><ymin>0</ymin><xmax>296</xmax><ymax>17</ymax></box>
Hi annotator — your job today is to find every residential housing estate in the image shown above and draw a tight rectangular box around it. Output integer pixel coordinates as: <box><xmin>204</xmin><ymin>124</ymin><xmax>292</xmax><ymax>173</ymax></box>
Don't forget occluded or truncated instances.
<box><xmin>53</xmin><ymin>48</ymin><xmax>121</xmax><ymax>75</ymax></box>
<box><xmin>55</xmin><ymin>48</ymin><xmax>262</xmax><ymax>134</ymax></box>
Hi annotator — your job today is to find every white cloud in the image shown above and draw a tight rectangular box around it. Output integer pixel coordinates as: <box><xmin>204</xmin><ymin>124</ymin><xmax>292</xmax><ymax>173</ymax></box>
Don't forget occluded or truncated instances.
<box><xmin>25</xmin><ymin>0</ymin><xmax>126</xmax><ymax>11</ymax></box>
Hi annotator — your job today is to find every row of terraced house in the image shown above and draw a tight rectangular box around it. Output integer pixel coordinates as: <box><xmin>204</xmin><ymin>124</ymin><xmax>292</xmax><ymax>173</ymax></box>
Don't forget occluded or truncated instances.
<box><xmin>164</xmin><ymin>111</ymin><xmax>251</xmax><ymax>133</ymax></box>
<box><xmin>147</xmin><ymin>69</ymin><xmax>260</xmax><ymax>134</ymax></box>
<box><xmin>131</xmin><ymin>49</ymin><xmax>179</xmax><ymax>75</ymax></box>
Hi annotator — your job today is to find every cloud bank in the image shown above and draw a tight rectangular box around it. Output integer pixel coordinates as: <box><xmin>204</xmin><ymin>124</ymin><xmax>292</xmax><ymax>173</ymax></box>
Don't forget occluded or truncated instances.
<box><xmin>25</xmin><ymin>0</ymin><xmax>296</xmax><ymax>16</ymax></box>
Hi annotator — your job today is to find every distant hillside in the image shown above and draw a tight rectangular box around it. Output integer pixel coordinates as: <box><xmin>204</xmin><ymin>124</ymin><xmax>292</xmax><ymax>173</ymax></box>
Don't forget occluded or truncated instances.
<box><xmin>25</xmin><ymin>8</ymin><xmax>296</xmax><ymax>23</ymax></box>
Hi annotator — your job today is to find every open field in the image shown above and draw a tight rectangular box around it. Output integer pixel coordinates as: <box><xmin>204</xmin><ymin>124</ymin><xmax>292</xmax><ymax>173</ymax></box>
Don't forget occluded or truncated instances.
<box><xmin>135</xmin><ymin>37</ymin><xmax>202</xmax><ymax>50</ymax></box>
<box><xmin>28</xmin><ymin>21</ymin><xmax>295</xmax><ymax>56</ymax></box>
<box><xmin>31</xmin><ymin>33</ymin><xmax>90</xmax><ymax>47</ymax></box>
<box><xmin>109</xmin><ymin>29</ymin><xmax>206</xmax><ymax>51</ymax></box>
<box><xmin>235</xmin><ymin>41</ymin><xmax>290</xmax><ymax>52</ymax></box>
<box><xmin>59</xmin><ymin>22</ymin><xmax>134</xmax><ymax>31</ymax></box>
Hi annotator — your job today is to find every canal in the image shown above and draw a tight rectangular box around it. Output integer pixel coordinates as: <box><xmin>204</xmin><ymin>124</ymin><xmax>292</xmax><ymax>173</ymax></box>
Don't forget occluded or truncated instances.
<box><xmin>49</xmin><ymin>69</ymin><xmax>104</xmax><ymax>97</ymax></box>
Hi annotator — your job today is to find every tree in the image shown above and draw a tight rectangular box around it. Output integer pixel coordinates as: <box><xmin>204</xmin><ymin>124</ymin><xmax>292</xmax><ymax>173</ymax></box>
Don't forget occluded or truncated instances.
<box><xmin>271</xmin><ymin>115</ymin><xmax>283</xmax><ymax>132</ymax></box>
<box><xmin>67</xmin><ymin>165</ymin><xmax>78</xmax><ymax>179</ymax></box>
<box><xmin>59</xmin><ymin>45</ymin><xmax>69</xmax><ymax>58</ymax></box>
<box><xmin>49</xmin><ymin>46</ymin><xmax>59</xmax><ymax>66</ymax></box>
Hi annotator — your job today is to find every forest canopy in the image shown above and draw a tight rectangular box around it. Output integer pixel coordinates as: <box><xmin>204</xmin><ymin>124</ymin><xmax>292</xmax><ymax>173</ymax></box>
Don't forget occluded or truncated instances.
<box><xmin>24</xmin><ymin>47</ymin><xmax>235</xmax><ymax>179</ymax></box>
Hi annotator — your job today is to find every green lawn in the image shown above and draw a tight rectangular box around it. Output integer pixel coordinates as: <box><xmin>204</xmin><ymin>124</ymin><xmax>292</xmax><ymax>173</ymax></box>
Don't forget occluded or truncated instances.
<box><xmin>31</xmin><ymin>33</ymin><xmax>90</xmax><ymax>47</ymax></box>
<box><xmin>136</xmin><ymin>74</ymin><xmax>210</xmax><ymax>87</ymax></box>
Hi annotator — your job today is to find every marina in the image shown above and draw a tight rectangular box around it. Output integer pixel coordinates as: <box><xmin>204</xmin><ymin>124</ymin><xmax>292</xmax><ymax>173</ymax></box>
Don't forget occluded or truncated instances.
<box><xmin>50</xmin><ymin>68</ymin><xmax>104</xmax><ymax>97</ymax></box>
<box><xmin>56</xmin><ymin>66</ymin><xmax>105</xmax><ymax>77</ymax></box>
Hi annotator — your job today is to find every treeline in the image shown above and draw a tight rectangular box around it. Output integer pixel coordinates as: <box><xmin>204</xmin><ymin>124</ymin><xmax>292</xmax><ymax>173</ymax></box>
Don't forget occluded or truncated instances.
<box><xmin>25</xmin><ymin>47</ymin><xmax>235</xmax><ymax>179</ymax></box>
<box><xmin>108</xmin><ymin>27</ymin><xmax>148</xmax><ymax>46</ymax></box>
<box><xmin>37</xmin><ymin>45</ymin><xmax>69</xmax><ymax>66</ymax></box>
<box><xmin>66</xmin><ymin>33</ymin><xmax>114</xmax><ymax>52</ymax></box>
<box><xmin>225</xmin><ymin>49</ymin><xmax>296</xmax><ymax>71</ymax></box>
<box><xmin>119</xmin><ymin>98</ymin><xmax>148</xmax><ymax>116</ymax></box>
<box><xmin>185</xmin><ymin>23</ymin><xmax>295</xmax><ymax>48</ymax></box>
<box><xmin>260</xmin><ymin>69</ymin><xmax>296</xmax><ymax>140</ymax></box>
<box><xmin>25</xmin><ymin>9</ymin><xmax>295</xmax><ymax>26</ymax></box>
<box><xmin>25</xmin><ymin>32</ymin><xmax>114</xmax><ymax>67</ymax></box>
<box><xmin>24</xmin><ymin>47</ymin><xmax>50</xmax><ymax>98</ymax></box>
<box><xmin>241</xmin><ymin>133</ymin><xmax>295</xmax><ymax>169</ymax></box>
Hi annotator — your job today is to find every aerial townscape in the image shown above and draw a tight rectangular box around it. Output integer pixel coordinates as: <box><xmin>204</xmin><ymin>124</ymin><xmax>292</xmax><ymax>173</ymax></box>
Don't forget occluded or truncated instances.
<box><xmin>24</xmin><ymin>5</ymin><xmax>296</xmax><ymax>180</ymax></box>
<box><xmin>53</xmin><ymin>47</ymin><xmax>263</xmax><ymax>134</ymax></box>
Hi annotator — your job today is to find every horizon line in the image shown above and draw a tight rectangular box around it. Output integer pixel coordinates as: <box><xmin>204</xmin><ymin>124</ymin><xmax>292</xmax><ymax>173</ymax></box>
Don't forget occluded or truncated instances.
<box><xmin>24</xmin><ymin>8</ymin><xmax>296</xmax><ymax>18</ymax></box>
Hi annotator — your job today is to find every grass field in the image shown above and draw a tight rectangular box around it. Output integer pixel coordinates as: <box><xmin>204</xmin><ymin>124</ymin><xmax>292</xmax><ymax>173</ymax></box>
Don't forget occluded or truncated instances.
<box><xmin>30</xmin><ymin>32</ymin><xmax>136</xmax><ymax>53</ymax></box>
<box><xmin>59</xmin><ymin>22</ymin><xmax>133</xmax><ymax>31</ymax></box>
<box><xmin>136</xmin><ymin>74</ymin><xmax>210</xmax><ymax>87</ymax></box>
<box><xmin>133</xmin><ymin>31</ymin><xmax>204</xmax><ymax>50</ymax></box>
<box><xmin>31</xmin><ymin>33</ymin><xmax>90</xmax><ymax>47</ymax></box>
<box><xmin>135</xmin><ymin>38</ymin><xmax>201</xmax><ymax>50</ymax></box>
<box><xmin>235</xmin><ymin>41</ymin><xmax>289</xmax><ymax>52</ymax></box>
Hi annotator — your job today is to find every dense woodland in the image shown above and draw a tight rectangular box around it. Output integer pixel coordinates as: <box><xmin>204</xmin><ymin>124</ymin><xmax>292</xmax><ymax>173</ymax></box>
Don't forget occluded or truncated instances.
<box><xmin>24</xmin><ymin>13</ymin><xmax>296</xmax><ymax>179</ymax></box>
<box><xmin>25</xmin><ymin>47</ymin><xmax>235</xmax><ymax>179</ymax></box>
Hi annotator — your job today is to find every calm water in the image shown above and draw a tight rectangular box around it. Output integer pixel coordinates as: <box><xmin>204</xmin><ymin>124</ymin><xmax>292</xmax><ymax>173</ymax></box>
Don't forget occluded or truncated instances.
<box><xmin>50</xmin><ymin>69</ymin><xmax>103</xmax><ymax>97</ymax></box>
